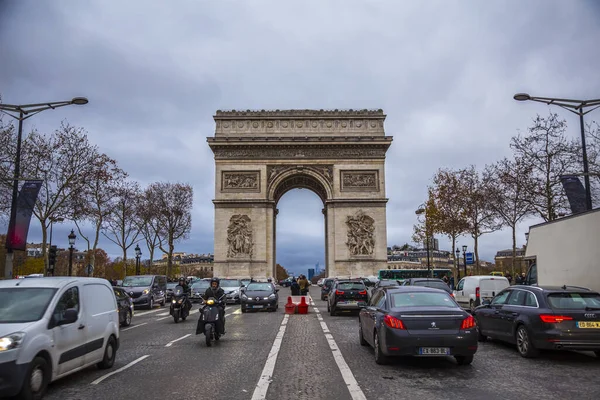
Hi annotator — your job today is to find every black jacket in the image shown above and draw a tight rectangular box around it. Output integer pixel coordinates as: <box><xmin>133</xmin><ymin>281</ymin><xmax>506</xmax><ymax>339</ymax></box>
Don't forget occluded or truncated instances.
<box><xmin>203</xmin><ymin>287</ymin><xmax>225</xmax><ymax>302</ymax></box>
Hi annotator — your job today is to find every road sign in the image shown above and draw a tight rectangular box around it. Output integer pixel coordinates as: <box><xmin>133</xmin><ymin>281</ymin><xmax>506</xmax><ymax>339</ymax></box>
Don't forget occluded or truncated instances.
<box><xmin>465</xmin><ymin>252</ymin><xmax>474</xmax><ymax>265</ymax></box>
<box><xmin>86</xmin><ymin>264</ymin><xmax>94</xmax><ymax>276</ymax></box>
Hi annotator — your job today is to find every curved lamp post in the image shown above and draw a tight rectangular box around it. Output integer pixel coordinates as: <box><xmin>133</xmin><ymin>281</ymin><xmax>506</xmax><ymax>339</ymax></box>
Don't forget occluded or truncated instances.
<box><xmin>135</xmin><ymin>244</ymin><xmax>142</xmax><ymax>275</ymax></box>
<box><xmin>514</xmin><ymin>93</ymin><xmax>600</xmax><ymax>211</ymax></box>
<box><xmin>0</xmin><ymin>97</ymin><xmax>88</xmax><ymax>279</ymax></box>
<box><xmin>68</xmin><ymin>229</ymin><xmax>77</xmax><ymax>276</ymax></box>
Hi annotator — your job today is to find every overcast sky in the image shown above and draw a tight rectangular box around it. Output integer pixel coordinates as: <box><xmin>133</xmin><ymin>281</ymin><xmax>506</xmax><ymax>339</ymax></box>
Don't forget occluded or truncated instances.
<box><xmin>1</xmin><ymin>0</ymin><xmax>599</xmax><ymax>276</ymax></box>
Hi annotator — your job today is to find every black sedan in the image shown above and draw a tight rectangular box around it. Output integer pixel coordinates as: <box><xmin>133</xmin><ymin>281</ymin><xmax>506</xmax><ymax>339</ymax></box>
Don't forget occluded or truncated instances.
<box><xmin>359</xmin><ymin>286</ymin><xmax>478</xmax><ymax>365</ymax></box>
<box><xmin>402</xmin><ymin>278</ymin><xmax>453</xmax><ymax>295</ymax></box>
<box><xmin>328</xmin><ymin>279</ymin><xmax>369</xmax><ymax>315</ymax></box>
<box><xmin>474</xmin><ymin>285</ymin><xmax>600</xmax><ymax>358</ymax></box>
<box><xmin>241</xmin><ymin>282</ymin><xmax>279</xmax><ymax>312</ymax></box>
<box><xmin>113</xmin><ymin>286</ymin><xmax>134</xmax><ymax>327</ymax></box>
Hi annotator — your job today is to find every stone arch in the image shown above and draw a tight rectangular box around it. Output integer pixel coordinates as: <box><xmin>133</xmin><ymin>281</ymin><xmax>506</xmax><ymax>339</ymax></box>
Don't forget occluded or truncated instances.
<box><xmin>268</xmin><ymin>167</ymin><xmax>333</xmax><ymax>204</ymax></box>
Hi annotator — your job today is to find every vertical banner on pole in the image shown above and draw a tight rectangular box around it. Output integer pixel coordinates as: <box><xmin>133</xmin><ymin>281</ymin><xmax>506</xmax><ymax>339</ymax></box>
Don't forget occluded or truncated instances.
<box><xmin>6</xmin><ymin>180</ymin><xmax>43</xmax><ymax>251</ymax></box>
<box><xmin>560</xmin><ymin>175</ymin><xmax>587</xmax><ymax>215</ymax></box>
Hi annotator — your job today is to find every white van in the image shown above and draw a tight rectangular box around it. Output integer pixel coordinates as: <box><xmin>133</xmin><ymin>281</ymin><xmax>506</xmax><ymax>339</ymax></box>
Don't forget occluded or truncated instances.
<box><xmin>0</xmin><ymin>277</ymin><xmax>120</xmax><ymax>399</ymax></box>
<box><xmin>453</xmin><ymin>275</ymin><xmax>510</xmax><ymax>312</ymax></box>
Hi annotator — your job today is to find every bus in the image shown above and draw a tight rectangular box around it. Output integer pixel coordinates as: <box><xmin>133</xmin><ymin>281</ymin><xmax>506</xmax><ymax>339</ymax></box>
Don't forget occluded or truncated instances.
<box><xmin>378</xmin><ymin>268</ymin><xmax>453</xmax><ymax>281</ymax></box>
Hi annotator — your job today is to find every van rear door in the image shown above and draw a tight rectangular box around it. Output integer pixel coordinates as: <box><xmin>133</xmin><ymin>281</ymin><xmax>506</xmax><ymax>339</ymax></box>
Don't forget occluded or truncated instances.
<box><xmin>480</xmin><ymin>278</ymin><xmax>509</xmax><ymax>302</ymax></box>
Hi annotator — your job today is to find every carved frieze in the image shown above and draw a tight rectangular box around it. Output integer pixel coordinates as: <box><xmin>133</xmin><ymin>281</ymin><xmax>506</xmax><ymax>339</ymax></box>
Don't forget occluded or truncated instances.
<box><xmin>212</xmin><ymin>145</ymin><xmax>389</xmax><ymax>160</ymax></box>
<box><xmin>267</xmin><ymin>164</ymin><xmax>333</xmax><ymax>186</ymax></box>
<box><xmin>221</xmin><ymin>171</ymin><xmax>260</xmax><ymax>192</ymax></box>
<box><xmin>340</xmin><ymin>170</ymin><xmax>379</xmax><ymax>192</ymax></box>
<box><xmin>346</xmin><ymin>210</ymin><xmax>375</xmax><ymax>256</ymax></box>
<box><xmin>227</xmin><ymin>214</ymin><xmax>254</xmax><ymax>258</ymax></box>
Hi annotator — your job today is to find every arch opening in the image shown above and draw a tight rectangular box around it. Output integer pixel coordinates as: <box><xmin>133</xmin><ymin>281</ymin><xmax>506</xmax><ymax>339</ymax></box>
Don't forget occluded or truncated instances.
<box><xmin>270</xmin><ymin>170</ymin><xmax>331</xmax><ymax>205</ymax></box>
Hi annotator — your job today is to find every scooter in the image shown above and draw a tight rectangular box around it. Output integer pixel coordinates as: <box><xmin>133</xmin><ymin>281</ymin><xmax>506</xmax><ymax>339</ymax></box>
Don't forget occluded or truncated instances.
<box><xmin>196</xmin><ymin>292</ymin><xmax>231</xmax><ymax>346</ymax></box>
<box><xmin>170</xmin><ymin>285</ymin><xmax>190</xmax><ymax>323</ymax></box>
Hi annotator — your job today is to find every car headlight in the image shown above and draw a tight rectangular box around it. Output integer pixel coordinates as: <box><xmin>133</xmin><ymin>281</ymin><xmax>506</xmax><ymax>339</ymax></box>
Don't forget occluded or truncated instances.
<box><xmin>142</xmin><ymin>289</ymin><xmax>149</xmax><ymax>295</ymax></box>
<box><xmin>0</xmin><ymin>332</ymin><xmax>26</xmax><ymax>352</ymax></box>
<box><xmin>268</xmin><ymin>293</ymin><xmax>276</xmax><ymax>299</ymax></box>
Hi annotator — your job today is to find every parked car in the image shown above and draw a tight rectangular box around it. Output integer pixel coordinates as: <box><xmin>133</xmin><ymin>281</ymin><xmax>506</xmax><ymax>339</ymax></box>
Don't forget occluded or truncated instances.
<box><xmin>321</xmin><ymin>278</ymin><xmax>335</xmax><ymax>300</ymax></box>
<box><xmin>220</xmin><ymin>278</ymin><xmax>243</xmax><ymax>304</ymax></box>
<box><xmin>240</xmin><ymin>282</ymin><xmax>279</xmax><ymax>312</ymax></box>
<box><xmin>402</xmin><ymin>278</ymin><xmax>453</xmax><ymax>295</ymax></box>
<box><xmin>328</xmin><ymin>279</ymin><xmax>369</xmax><ymax>316</ymax></box>
<box><xmin>317</xmin><ymin>278</ymin><xmax>324</xmax><ymax>287</ymax></box>
<box><xmin>241</xmin><ymin>278</ymin><xmax>252</xmax><ymax>287</ymax></box>
<box><xmin>453</xmin><ymin>275</ymin><xmax>510</xmax><ymax>313</ymax></box>
<box><xmin>0</xmin><ymin>277</ymin><xmax>120</xmax><ymax>399</ymax></box>
<box><xmin>113</xmin><ymin>286</ymin><xmax>134</xmax><ymax>327</ymax></box>
<box><xmin>474</xmin><ymin>285</ymin><xmax>600</xmax><ymax>358</ymax></box>
<box><xmin>121</xmin><ymin>275</ymin><xmax>167</xmax><ymax>309</ymax></box>
<box><xmin>279</xmin><ymin>277</ymin><xmax>294</xmax><ymax>287</ymax></box>
<box><xmin>359</xmin><ymin>286</ymin><xmax>477</xmax><ymax>365</ymax></box>
<box><xmin>190</xmin><ymin>280</ymin><xmax>211</xmax><ymax>302</ymax></box>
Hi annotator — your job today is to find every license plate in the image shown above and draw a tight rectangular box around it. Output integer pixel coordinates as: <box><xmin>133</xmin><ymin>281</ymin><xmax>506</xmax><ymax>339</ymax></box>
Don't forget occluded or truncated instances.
<box><xmin>419</xmin><ymin>347</ymin><xmax>450</xmax><ymax>355</ymax></box>
<box><xmin>252</xmin><ymin>305</ymin><xmax>263</xmax><ymax>309</ymax></box>
<box><xmin>577</xmin><ymin>321</ymin><xmax>600</xmax><ymax>328</ymax></box>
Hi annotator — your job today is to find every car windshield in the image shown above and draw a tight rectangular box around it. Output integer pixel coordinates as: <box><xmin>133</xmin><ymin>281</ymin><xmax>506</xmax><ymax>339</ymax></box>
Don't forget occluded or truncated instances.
<box><xmin>167</xmin><ymin>283</ymin><xmax>178</xmax><ymax>289</ymax></box>
<box><xmin>413</xmin><ymin>281</ymin><xmax>449</xmax><ymax>291</ymax></box>
<box><xmin>337</xmin><ymin>282</ymin><xmax>366</xmax><ymax>290</ymax></box>
<box><xmin>246</xmin><ymin>283</ymin><xmax>273</xmax><ymax>291</ymax></box>
<box><xmin>0</xmin><ymin>288</ymin><xmax>58</xmax><ymax>323</ymax></box>
<box><xmin>192</xmin><ymin>281</ymin><xmax>210</xmax><ymax>290</ymax></box>
<box><xmin>241</xmin><ymin>279</ymin><xmax>251</xmax><ymax>285</ymax></box>
<box><xmin>390</xmin><ymin>291</ymin><xmax>456</xmax><ymax>308</ymax></box>
<box><xmin>220</xmin><ymin>279</ymin><xmax>240</xmax><ymax>287</ymax></box>
<box><xmin>547</xmin><ymin>292</ymin><xmax>600</xmax><ymax>309</ymax></box>
<box><xmin>122</xmin><ymin>276</ymin><xmax>153</xmax><ymax>287</ymax></box>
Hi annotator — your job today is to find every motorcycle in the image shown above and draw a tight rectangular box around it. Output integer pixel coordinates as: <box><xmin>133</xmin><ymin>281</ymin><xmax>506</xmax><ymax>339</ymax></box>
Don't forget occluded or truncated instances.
<box><xmin>196</xmin><ymin>291</ymin><xmax>231</xmax><ymax>347</ymax></box>
<box><xmin>170</xmin><ymin>285</ymin><xmax>190</xmax><ymax>323</ymax></box>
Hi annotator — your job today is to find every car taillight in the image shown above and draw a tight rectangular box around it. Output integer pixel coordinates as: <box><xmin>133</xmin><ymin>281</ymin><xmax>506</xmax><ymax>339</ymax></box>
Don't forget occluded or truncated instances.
<box><xmin>335</xmin><ymin>290</ymin><xmax>344</xmax><ymax>295</ymax></box>
<box><xmin>475</xmin><ymin>287</ymin><xmax>480</xmax><ymax>298</ymax></box>
<box><xmin>384</xmin><ymin>314</ymin><xmax>405</xmax><ymax>329</ymax></box>
<box><xmin>540</xmin><ymin>314</ymin><xmax>573</xmax><ymax>323</ymax></box>
<box><xmin>461</xmin><ymin>315</ymin><xmax>476</xmax><ymax>329</ymax></box>
<box><xmin>359</xmin><ymin>290</ymin><xmax>367</xmax><ymax>295</ymax></box>
<box><xmin>450</xmin><ymin>293</ymin><xmax>455</xmax><ymax>297</ymax></box>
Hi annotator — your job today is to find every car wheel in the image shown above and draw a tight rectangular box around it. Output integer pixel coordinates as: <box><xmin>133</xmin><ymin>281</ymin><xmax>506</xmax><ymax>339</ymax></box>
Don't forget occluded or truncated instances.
<box><xmin>359</xmin><ymin>321</ymin><xmax>368</xmax><ymax>346</ymax></box>
<box><xmin>97</xmin><ymin>336</ymin><xmax>117</xmax><ymax>369</ymax></box>
<box><xmin>455</xmin><ymin>355</ymin><xmax>474</xmax><ymax>366</ymax></box>
<box><xmin>516</xmin><ymin>325</ymin><xmax>539</xmax><ymax>358</ymax></box>
<box><xmin>329</xmin><ymin>305</ymin><xmax>336</xmax><ymax>316</ymax></box>
<box><xmin>148</xmin><ymin>297</ymin><xmax>154</xmax><ymax>309</ymax></box>
<box><xmin>160</xmin><ymin>298</ymin><xmax>166</xmax><ymax>307</ymax></box>
<box><xmin>374</xmin><ymin>332</ymin><xmax>389</xmax><ymax>365</ymax></box>
<box><xmin>241</xmin><ymin>308</ymin><xmax>247</xmax><ymax>313</ymax></box>
<box><xmin>476</xmin><ymin>318</ymin><xmax>486</xmax><ymax>342</ymax></box>
<box><xmin>17</xmin><ymin>356</ymin><xmax>50</xmax><ymax>400</ymax></box>
<box><xmin>469</xmin><ymin>300</ymin><xmax>475</xmax><ymax>313</ymax></box>
<box><xmin>327</xmin><ymin>302</ymin><xmax>330</xmax><ymax>312</ymax></box>
<box><xmin>122</xmin><ymin>310</ymin><xmax>132</xmax><ymax>327</ymax></box>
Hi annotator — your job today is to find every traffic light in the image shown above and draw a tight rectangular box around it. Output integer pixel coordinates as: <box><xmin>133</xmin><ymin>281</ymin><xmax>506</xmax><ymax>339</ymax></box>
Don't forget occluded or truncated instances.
<box><xmin>48</xmin><ymin>245</ymin><xmax>57</xmax><ymax>266</ymax></box>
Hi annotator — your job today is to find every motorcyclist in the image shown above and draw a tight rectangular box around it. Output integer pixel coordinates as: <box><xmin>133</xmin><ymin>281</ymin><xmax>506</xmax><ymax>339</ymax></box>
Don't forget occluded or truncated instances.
<box><xmin>177</xmin><ymin>277</ymin><xmax>192</xmax><ymax>311</ymax></box>
<box><xmin>203</xmin><ymin>277</ymin><xmax>226</xmax><ymax>333</ymax></box>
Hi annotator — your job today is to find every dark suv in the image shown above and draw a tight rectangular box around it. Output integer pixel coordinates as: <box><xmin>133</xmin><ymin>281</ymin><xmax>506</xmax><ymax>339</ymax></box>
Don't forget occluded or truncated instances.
<box><xmin>402</xmin><ymin>278</ymin><xmax>452</xmax><ymax>295</ymax></box>
<box><xmin>321</xmin><ymin>278</ymin><xmax>335</xmax><ymax>300</ymax></box>
<box><xmin>327</xmin><ymin>279</ymin><xmax>369</xmax><ymax>316</ymax></box>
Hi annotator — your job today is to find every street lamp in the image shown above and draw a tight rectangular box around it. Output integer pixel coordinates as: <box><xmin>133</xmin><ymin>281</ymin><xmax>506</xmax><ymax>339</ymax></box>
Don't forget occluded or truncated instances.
<box><xmin>462</xmin><ymin>245</ymin><xmax>468</xmax><ymax>278</ymax></box>
<box><xmin>135</xmin><ymin>244</ymin><xmax>142</xmax><ymax>275</ymax></box>
<box><xmin>415</xmin><ymin>206</ymin><xmax>432</xmax><ymax>277</ymax></box>
<box><xmin>514</xmin><ymin>93</ymin><xmax>600</xmax><ymax>211</ymax></box>
<box><xmin>455</xmin><ymin>248</ymin><xmax>461</xmax><ymax>281</ymax></box>
<box><xmin>68</xmin><ymin>229</ymin><xmax>76</xmax><ymax>276</ymax></box>
<box><xmin>0</xmin><ymin>97</ymin><xmax>88</xmax><ymax>279</ymax></box>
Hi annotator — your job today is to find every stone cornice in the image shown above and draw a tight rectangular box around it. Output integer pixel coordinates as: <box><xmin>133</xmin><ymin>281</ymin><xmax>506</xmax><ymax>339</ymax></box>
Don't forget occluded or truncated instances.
<box><xmin>209</xmin><ymin>143</ymin><xmax>392</xmax><ymax>160</ymax></box>
<box><xmin>207</xmin><ymin>136</ymin><xmax>393</xmax><ymax>143</ymax></box>
<box><xmin>325</xmin><ymin>199</ymin><xmax>389</xmax><ymax>208</ymax></box>
<box><xmin>214</xmin><ymin>109</ymin><xmax>386</xmax><ymax>119</ymax></box>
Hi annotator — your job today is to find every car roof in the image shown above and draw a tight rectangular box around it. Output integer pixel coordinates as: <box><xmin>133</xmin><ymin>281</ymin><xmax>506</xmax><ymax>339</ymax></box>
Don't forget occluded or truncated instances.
<box><xmin>408</xmin><ymin>278</ymin><xmax>445</xmax><ymax>282</ymax></box>
<box><xmin>383</xmin><ymin>286</ymin><xmax>450</xmax><ymax>294</ymax></box>
<box><xmin>0</xmin><ymin>277</ymin><xmax>110</xmax><ymax>289</ymax></box>
<box><xmin>521</xmin><ymin>285</ymin><xmax>597</xmax><ymax>293</ymax></box>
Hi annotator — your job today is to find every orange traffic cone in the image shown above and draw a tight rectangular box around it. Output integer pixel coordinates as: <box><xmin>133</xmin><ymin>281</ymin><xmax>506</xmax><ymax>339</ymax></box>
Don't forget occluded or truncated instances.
<box><xmin>297</xmin><ymin>296</ymin><xmax>309</xmax><ymax>314</ymax></box>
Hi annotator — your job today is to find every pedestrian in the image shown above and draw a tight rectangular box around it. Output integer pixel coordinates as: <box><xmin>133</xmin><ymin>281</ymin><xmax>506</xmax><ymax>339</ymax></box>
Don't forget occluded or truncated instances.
<box><xmin>505</xmin><ymin>271</ymin><xmax>513</xmax><ymax>285</ymax></box>
<box><xmin>442</xmin><ymin>275</ymin><xmax>449</xmax><ymax>285</ymax></box>
<box><xmin>298</xmin><ymin>275</ymin><xmax>310</xmax><ymax>295</ymax></box>
<box><xmin>515</xmin><ymin>273</ymin><xmax>522</xmax><ymax>285</ymax></box>
<box><xmin>290</xmin><ymin>278</ymin><xmax>300</xmax><ymax>295</ymax></box>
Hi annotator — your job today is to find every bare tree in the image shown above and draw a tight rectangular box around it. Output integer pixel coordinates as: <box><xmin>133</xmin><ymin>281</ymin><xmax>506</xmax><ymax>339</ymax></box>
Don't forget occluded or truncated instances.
<box><xmin>136</xmin><ymin>189</ymin><xmax>164</xmax><ymax>270</ymax></box>
<box><xmin>462</xmin><ymin>165</ymin><xmax>502</xmax><ymax>272</ymax></box>
<box><xmin>102</xmin><ymin>180</ymin><xmax>141</xmax><ymax>274</ymax></box>
<box><xmin>510</xmin><ymin>113</ymin><xmax>580</xmax><ymax>221</ymax></box>
<box><xmin>16</xmin><ymin>123</ymin><xmax>98</xmax><ymax>264</ymax></box>
<box><xmin>146</xmin><ymin>182</ymin><xmax>193</xmax><ymax>277</ymax></box>
<box><xmin>72</xmin><ymin>153</ymin><xmax>127</xmax><ymax>271</ymax></box>
<box><xmin>484</xmin><ymin>158</ymin><xmax>536</xmax><ymax>277</ymax></box>
<box><xmin>0</xmin><ymin>116</ymin><xmax>16</xmax><ymax>219</ymax></box>
<box><xmin>584</xmin><ymin>121</ymin><xmax>600</xmax><ymax>206</ymax></box>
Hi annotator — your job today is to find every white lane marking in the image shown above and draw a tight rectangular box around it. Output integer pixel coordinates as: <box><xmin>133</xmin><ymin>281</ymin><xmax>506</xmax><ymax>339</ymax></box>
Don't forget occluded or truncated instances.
<box><xmin>156</xmin><ymin>316</ymin><xmax>171</xmax><ymax>321</ymax></box>
<box><xmin>121</xmin><ymin>322</ymin><xmax>147</xmax><ymax>331</ymax></box>
<box><xmin>313</xmin><ymin>307</ymin><xmax>320</xmax><ymax>313</ymax></box>
<box><xmin>251</xmin><ymin>314</ymin><xmax>289</xmax><ymax>400</ymax></box>
<box><xmin>91</xmin><ymin>355</ymin><xmax>150</xmax><ymax>385</ymax></box>
<box><xmin>157</xmin><ymin>312</ymin><xmax>170</xmax><ymax>316</ymax></box>
<box><xmin>310</xmin><ymin>295</ymin><xmax>367</xmax><ymax>400</ymax></box>
<box><xmin>134</xmin><ymin>309</ymin><xmax>162</xmax><ymax>317</ymax></box>
<box><xmin>165</xmin><ymin>334</ymin><xmax>191</xmax><ymax>347</ymax></box>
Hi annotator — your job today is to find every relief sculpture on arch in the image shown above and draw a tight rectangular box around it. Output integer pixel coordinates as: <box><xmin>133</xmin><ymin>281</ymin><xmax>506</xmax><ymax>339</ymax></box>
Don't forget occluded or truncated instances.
<box><xmin>346</xmin><ymin>210</ymin><xmax>376</xmax><ymax>256</ymax></box>
<box><xmin>227</xmin><ymin>214</ymin><xmax>254</xmax><ymax>258</ymax></box>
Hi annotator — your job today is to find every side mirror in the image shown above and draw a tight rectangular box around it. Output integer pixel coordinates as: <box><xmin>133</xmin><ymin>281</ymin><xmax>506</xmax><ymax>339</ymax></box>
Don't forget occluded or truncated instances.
<box><xmin>481</xmin><ymin>299</ymin><xmax>492</xmax><ymax>306</ymax></box>
<box><xmin>58</xmin><ymin>308</ymin><xmax>78</xmax><ymax>326</ymax></box>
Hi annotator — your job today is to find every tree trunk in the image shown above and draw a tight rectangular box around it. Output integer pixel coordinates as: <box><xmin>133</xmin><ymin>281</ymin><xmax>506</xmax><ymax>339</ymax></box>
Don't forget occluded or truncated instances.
<box><xmin>474</xmin><ymin>234</ymin><xmax>480</xmax><ymax>275</ymax></box>
<box><xmin>451</xmin><ymin>234</ymin><xmax>457</xmax><ymax>280</ymax></box>
<box><xmin>41</xmin><ymin>221</ymin><xmax>48</xmax><ymax>271</ymax></box>
<box><xmin>511</xmin><ymin>223</ymin><xmax>517</xmax><ymax>279</ymax></box>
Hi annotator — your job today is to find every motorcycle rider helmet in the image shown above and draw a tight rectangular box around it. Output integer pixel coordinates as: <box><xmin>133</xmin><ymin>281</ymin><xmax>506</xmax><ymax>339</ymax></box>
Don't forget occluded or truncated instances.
<box><xmin>210</xmin><ymin>277</ymin><xmax>220</xmax><ymax>290</ymax></box>
<box><xmin>178</xmin><ymin>277</ymin><xmax>185</xmax><ymax>285</ymax></box>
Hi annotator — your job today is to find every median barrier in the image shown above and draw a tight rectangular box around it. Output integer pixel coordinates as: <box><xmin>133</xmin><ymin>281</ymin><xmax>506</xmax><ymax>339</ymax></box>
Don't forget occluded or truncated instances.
<box><xmin>285</xmin><ymin>297</ymin><xmax>296</xmax><ymax>314</ymax></box>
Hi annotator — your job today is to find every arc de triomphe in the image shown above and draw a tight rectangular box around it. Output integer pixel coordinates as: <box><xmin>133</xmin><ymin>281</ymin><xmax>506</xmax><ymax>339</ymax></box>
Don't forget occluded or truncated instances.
<box><xmin>207</xmin><ymin>109</ymin><xmax>393</xmax><ymax>279</ymax></box>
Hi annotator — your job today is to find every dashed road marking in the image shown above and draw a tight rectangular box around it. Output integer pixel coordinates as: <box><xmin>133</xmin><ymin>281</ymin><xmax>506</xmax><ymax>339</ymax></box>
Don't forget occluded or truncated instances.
<box><xmin>134</xmin><ymin>309</ymin><xmax>162</xmax><ymax>317</ymax></box>
<box><xmin>251</xmin><ymin>314</ymin><xmax>289</xmax><ymax>400</ymax></box>
<box><xmin>121</xmin><ymin>322</ymin><xmax>147</xmax><ymax>331</ymax></box>
<box><xmin>310</xmin><ymin>295</ymin><xmax>367</xmax><ymax>400</ymax></box>
<box><xmin>91</xmin><ymin>355</ymin><xmax>150</xmax><ymax>385</ymax></box>
<box><xmin>165</xmin><ymin>334</ymin><xmax>191</xmax><ymax>347</ymax></box>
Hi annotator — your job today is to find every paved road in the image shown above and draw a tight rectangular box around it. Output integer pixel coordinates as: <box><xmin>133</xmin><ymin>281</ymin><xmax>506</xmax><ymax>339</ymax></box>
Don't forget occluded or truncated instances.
<box><xmin>44</xmin><ymin>289</ymin><xmax>600</xmax><ymax>400</ymax></box>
